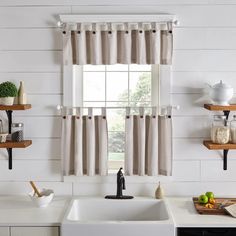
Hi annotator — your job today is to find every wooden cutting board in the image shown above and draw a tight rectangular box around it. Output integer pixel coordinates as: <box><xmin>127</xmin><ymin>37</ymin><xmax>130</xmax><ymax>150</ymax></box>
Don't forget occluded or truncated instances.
<box><xmin>192</xmin><ymin>197</ymin><xmax>236</xmax><ymax>215</ymax></box>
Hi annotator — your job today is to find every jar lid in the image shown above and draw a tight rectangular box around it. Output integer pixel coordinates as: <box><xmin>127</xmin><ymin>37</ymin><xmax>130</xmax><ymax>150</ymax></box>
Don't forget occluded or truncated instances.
<box><xmin>11</xmin><ymin>123</ymin><xmax>23</xmax><ymax>127</ymax></box>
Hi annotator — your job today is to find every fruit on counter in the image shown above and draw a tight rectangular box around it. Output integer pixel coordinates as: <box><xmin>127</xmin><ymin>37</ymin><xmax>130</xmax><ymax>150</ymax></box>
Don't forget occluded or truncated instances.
<box><xmin>209</xmin><ymin>198</ymin><xmax>216</xmax><ymax>204</ymax></box>
<box><xmin>205</xmin><ymin>191</ymin><xmax>214</xmax><ymax>199</ymax></box>
<box><xmin>198</xmin><ymin>194</ymin><xmax>208</xmax><ymax>204</ymax></box>
<box><xmin>205</xmin><ymin>203</ymin><xmax>214</xmax><ymax>209</ymax></box>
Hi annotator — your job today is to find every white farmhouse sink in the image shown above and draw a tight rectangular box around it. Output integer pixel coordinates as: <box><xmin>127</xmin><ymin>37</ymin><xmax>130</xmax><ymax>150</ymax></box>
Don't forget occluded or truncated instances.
<box><xmin>61</xmin><ymin>197</ymin><xmax>174</xmax><ymax>236</ymax></box>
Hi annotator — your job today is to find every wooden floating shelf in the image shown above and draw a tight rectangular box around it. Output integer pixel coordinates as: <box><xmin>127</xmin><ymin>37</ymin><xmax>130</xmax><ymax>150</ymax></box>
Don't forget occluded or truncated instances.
<box><xmin>0</xmin><ymin>140</ymin><xmax>32</xmax><ymax>148</ymax></box>
<box><xmin>0</xmin><ymin>104</ymin><xmax>31</xmax><ymax>110</ymax></box>
<box><xmin>203</xmin><ymin>140</ymin><xmax>236</xmax><ymax>150</ymax></box>
<box><xmin>204</xmin><ymin>104</ymin><xmax>236</xmax><ymax>111</ymax></box>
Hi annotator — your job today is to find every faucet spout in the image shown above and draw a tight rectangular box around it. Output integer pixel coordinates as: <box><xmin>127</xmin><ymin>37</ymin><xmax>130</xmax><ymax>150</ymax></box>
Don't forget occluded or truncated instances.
<box><xmin>105</xmin><ymin>167</ymin><xmax>133</xmax><ymax>200</ymax></box>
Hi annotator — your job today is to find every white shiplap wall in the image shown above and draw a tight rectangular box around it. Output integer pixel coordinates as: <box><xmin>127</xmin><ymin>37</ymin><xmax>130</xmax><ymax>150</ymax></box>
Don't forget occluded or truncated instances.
<box><xmin>0</xmin><ymin>0</ymin><xmax>236</xmax><ymax>197</ymax></box>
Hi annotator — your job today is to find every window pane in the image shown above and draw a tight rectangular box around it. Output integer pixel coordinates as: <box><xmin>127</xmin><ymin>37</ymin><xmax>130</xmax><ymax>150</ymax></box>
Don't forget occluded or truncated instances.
<box><xmin>129</xmin><ymin>64</ymin><xmax>151</xmax><ymax>71</ymax></box>
<box><xmin>83</xmin><ymin>102</ymin><xmax>106</xmax><ymax>107</ymax></box>
<box><xmin>106</xmin><ymin>109</ymin><xmax>125</xmax><ymax>132</ymax></box>
<box><xmin>106</xmin><ymin>64</ymin><xmax>128</xmax><ymax>71</ymax></box>
<box><xmin>108</xmin><ymin>131</ymin><xmax>125</xmax><ymax>155</ymax></box>
<box><xmin>106</xmin><ymin>72</ymin><xmax>128</xmax><ymax>101</ymax></box>
<box><xmin>106</xmin><ymin>101</ymin><xmax>129</xmax><ymax>107</ymax></box>
<box><xmin>83</xmin><ymin>72</ymin><xmax>105</xmax><ymax>101</ymax></box>
<box><xmin>129</xmin><ymin>72</ymin><xmax>151</xmax><ymax>102</ymax></box>
<box><xmin>83</xmin><ymin>65</ymin><xmax>105</xmax><ymax>71</ymax></box>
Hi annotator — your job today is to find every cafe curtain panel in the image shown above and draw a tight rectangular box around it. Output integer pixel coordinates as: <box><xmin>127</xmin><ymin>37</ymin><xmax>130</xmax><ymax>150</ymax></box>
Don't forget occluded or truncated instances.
<box><xmin>125</xmin><ymin>114</ymin><xmax>172</xmax><ymax>176</ymax></box>
<box><xmin>63</xmin><ymin>22</ymin><xmax>173</xmax><ymax>65</ymax></box>
<box><xmin>61</xmin><ymin>113</ymin><xmax>108</xmax><ymax>176</ymax></box>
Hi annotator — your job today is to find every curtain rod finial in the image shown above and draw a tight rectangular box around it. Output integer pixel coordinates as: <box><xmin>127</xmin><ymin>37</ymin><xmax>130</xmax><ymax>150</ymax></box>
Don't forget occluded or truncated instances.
<box><xmin>173</xmin><ymin>20</ymin><xmax>179</xmax><ymax>26</ymax></box>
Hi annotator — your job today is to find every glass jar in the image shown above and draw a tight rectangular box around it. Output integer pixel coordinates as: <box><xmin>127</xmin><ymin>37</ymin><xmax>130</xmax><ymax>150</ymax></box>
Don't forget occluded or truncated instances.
<box><xmin>230</xmin><ymin>115</ymin><xmax>236</xmax><ymax>143</ymax></box>
<box><xmin>211</xmin><ymin>115</ymin><xmax>230</xmax><ymax>144</ymax></box>
<box><xmin>11</xmin><ymin>123</ymin><xmax>24</xmax><ymax>142</ymax></box>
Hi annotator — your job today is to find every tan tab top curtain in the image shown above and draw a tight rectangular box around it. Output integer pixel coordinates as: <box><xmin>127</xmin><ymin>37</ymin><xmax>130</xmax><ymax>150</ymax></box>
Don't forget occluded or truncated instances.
<box><xmin>125</xmin><ymin>113</ymin><xmax>172</xmax><ymax>176</ymax></box>
<box><xmin>61</xmin><ymin>111</ymin><xmax>108</xmax><ymax>176</ymax></box>
<box><xmin>63</xmin><ymin>22</ymin><xmax>173</xmax><ymax>65</ymax></box>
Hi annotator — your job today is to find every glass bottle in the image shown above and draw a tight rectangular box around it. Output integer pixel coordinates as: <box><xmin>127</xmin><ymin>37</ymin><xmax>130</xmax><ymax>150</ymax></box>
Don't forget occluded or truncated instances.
<box><xmin>11</xmin><ymin>123</ymin><xmax>24</xmax><ymax>142</ymax></box>
<box><xmin>18</xmin><ymin>81</ymin><xmax>27</xmax><ymax>105</ymax></box>
<box><xmin>230</xmin><ymin>115</ymin><xmax>236</xmax><ymax>144</ymax></box>
<box><xmin>211</xmin><ymin>115</ymin><xmax>230</xmax><ymax>144</ymax></box>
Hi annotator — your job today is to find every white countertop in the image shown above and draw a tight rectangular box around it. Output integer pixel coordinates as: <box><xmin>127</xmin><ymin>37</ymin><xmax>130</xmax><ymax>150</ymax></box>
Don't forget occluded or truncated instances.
<box><xmin>0</xmin><ymin>196</ymin><xmax>70</xmax><ymax>226</ymax></box>
<box><xmin>167</xmin><ymin>197</ymin><xmax>236</xmax><ymax>227</ymax></box>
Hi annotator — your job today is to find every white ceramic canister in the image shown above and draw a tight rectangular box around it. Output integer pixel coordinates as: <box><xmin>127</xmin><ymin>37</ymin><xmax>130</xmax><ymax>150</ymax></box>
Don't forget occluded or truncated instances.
<box><xmin>208</xmin><ymin>80</ymin><xmax>234</xmax><ymax>106</ymax></box>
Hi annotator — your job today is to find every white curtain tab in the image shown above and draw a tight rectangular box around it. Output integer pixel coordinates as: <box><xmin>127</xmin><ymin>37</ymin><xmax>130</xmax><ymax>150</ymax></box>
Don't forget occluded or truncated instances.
<box><xmin>63</xmin><ymin>22</ymin><xmax>173</xmax><ymax>65</ymax></box>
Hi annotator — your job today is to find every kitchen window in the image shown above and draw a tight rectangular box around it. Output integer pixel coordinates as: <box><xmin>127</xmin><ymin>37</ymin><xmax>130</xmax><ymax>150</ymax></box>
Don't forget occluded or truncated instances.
<box><xmin>71</xmin><ymin>64</ymin><xmax>160</xmax><ymax>172</ymax></box>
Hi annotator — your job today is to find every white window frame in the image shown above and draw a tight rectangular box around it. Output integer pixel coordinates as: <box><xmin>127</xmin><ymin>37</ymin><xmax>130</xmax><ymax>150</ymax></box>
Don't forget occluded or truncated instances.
<box><xmin>64</xmin><ymin>65</ymin><xmax>171</xmax><ymax>108</ymax></box>
<box><xmin>61</xmin><ymin>14</ymin><xmax>174</xmax><ymax>181</ymax></box>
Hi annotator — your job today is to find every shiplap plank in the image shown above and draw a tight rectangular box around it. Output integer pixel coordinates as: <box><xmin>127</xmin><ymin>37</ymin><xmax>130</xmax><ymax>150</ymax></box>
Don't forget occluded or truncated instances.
<box><xmin>0</xmin><ymin>29</ymin><xmax>62</xmax><ymax>50</ymax></box>
<box><xmin>0</xmin><ymin>138</ymin><xmax>60</xmax><ymax>160</ymax></box>
<box><xmin>201</xmin><ymin>160</ymin><xmax>236</xmax><ymax>181</ymax></box>
<box><xmin>0</xmin><ymin>51</ymin><xmax>61</xmax><ymax>72</ymax></box>
<box><xmin>8</xmin><ymin>117</ymin><xmax>61</xmax><ymax>138</ymax></box>
<box><xmin>172</xmin><ymin>161</ymin><xmax>200</xmax><ymax>181</ymax></box>
<box><xmin>175</xmin><ymin>28</ymin><xmax>236</xmax><ymax>50</ymax></box>
<box><xmin>0</xmin><ymin>73</ymin><xmax>62</xmax><ymax>94</ymax></box>
<box><xmin>14</xmin><ymin>94</ymin><xmax>62</xmax><ymax>116</ymax></box>
<box><xmin>0</xmin><ymin>182</ymin><xmax>72</xmax><ymax>195</ymax></box>
<box><xmin>72</xmin><ymin>5</ymin><xmax>236</xmax><ymax>27</ymax></box>
<box><xmin>0</xmin><ymin>0</ymin><xmax>219</xmax><ymax>6</ymax></box>
<box><xmin>0</xmin><ymin>160</ymin><xmax>61</xmax><ymax>181</ymax></box>
<box><xmin>171</xmin><ymin>94</ymin><xmax>210</xmax><ymax>116</ymax></box>
<box><xmin>0</xmin><ymin>6</ymin><xmax>70</xmax><ymax>28</ymax></box>
<box><xmin>173</xmin><ymin>116</ymin><xmax>211</xmax><ymax>138</ymax></box>
<box><xmin>171</xmin><ymin>71</ymin><xmax>236</xmax><ymax>94</ymax></box>
<box><xmin>173</xmin><ymin>50</ymin><xmax>236</xmax><ymax>72</ymax></box>
<box><xmin>173</xmin><ymin>138</ymin><xmax>231</xmax><ymax>160</ymax></box>
<box><xmin>0</xmin><ymin>227</ymin><xmax>8</xmax><ymax>236</ymax></box>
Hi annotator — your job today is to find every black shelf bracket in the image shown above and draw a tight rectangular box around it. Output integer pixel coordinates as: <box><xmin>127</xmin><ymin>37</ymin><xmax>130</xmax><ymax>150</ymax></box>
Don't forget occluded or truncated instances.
<box><xmin>7</xmin><ymin>148</ymin><xmax>12</xmax><ymax>170</ymax></box>
<box><xmin>5</xmin><ymin>110</ymin><xmax>13</xmax><ymax>169</ymax></box>
<box><xmin>222</xmin><ymin>110</ymin><xmax>230</xmax><ymax>170</ymax></box>
<box><xmin>223</xmin><ymin>149</ymin><xmax>228</xmax><ymax>170</ymax></box>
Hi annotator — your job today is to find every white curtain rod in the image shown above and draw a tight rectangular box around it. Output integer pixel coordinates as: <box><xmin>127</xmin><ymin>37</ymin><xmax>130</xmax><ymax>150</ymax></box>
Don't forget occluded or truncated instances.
<box><xmin>58</xmin><ymin>14</ymin><xmax>178</xmax><ymax>26</ymax></box>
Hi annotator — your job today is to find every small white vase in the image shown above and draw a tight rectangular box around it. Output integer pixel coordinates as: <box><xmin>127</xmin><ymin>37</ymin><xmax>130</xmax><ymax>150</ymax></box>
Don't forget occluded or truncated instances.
<box><xmin>18</xmin><ymin>81</ymin><xmax>27</xmax><ymax>105</ymax></box>
<box><xmin>0</xmin><ymin>97</ymin><xmax>14</xmax><ymax>105</ymax></box>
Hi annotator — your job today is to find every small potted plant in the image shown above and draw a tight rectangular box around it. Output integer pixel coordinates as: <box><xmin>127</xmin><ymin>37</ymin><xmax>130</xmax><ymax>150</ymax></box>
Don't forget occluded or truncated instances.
<box><xmin>0</xmin><ymin>81</ymin><xmax>18</xmax><ymax>105</ymax></box>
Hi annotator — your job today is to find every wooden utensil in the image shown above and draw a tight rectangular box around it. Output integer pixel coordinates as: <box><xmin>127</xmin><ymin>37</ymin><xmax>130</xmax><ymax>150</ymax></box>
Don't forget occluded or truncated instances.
<box><xmin>29</xmin><ymin>181</ymin><xmax>42</xmax><ymax>197</ymax></box>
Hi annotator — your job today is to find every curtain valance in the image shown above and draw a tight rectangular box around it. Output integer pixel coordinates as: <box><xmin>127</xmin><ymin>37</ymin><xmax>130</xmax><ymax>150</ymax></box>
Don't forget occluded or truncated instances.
<box><xmin>63</xmin><ymin>22</ymin><xmax>173</xmax><ymax>65</ymax></box>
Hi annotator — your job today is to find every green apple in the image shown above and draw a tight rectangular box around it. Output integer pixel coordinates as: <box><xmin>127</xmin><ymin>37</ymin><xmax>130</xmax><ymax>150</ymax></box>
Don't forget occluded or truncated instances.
<box><xmin>205</xmin><ymin>192</ymin><xmax>214</xmax><ymax>199</ymax></box>
<box><xmin>198</xmin><ymin>194</ymin><xmax>208</xmax><ymax>204</ymax></box>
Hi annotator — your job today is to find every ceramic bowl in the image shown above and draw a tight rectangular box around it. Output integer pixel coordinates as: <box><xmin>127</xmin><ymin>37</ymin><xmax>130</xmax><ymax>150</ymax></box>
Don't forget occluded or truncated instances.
<box><xmin>29</xmin><ymin>189</ymin><xmax>54</xmax><ymax>208</ymax></box>
<box><xmin>0</xmin><ymin>133</ymin><xmax>8</xmax><ymax>143</ymax></box>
